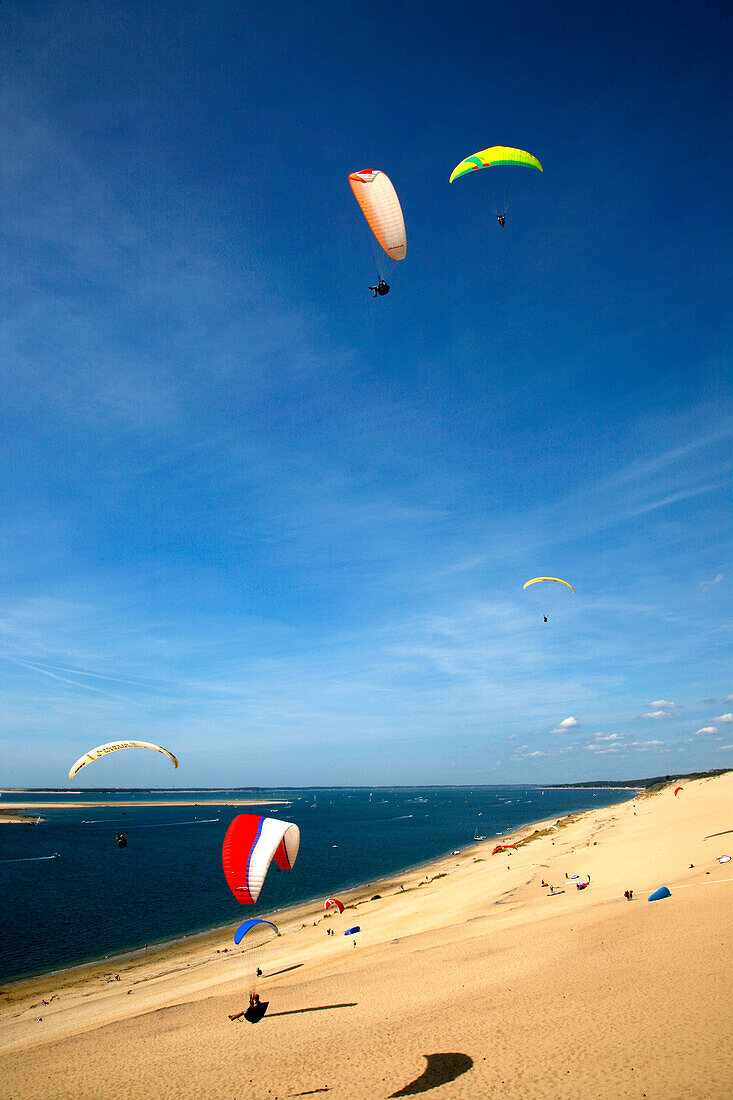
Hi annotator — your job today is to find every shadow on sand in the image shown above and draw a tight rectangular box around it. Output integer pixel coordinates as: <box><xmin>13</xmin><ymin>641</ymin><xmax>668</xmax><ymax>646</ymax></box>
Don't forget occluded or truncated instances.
<box><xmin>266</xmin><ymin>963</ymin><xmax>304</xmax><ymax>979</ymax></box>
<box><xmin>266</xmin><ymin>1002</ymin><xmax>357</xmax><ymax>1018</ymax></box>
<box><xmin>389</xmin><ymin>1053</ymin><xmax>473</xmax><ymax>1097</ymax></box>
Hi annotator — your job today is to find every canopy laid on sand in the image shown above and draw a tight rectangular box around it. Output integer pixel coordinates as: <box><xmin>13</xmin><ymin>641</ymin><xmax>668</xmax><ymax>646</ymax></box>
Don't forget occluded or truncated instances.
<box><xmin>648</xmin><ymin>886</ymin><xmax>671</xmax><ymax>902</ymax></box>
<box><xmin>222</xmin><ymin>814</ymin><xmax>300</xmax><ymax>905</ymax></box>
<box><xmin>450</xmin><ymin>146</ymin><xmax>542</xmax><ymax>183</ymax></box>
<box><xmin>348</xmin><ymin>170</ymin><xmax>407</xmax><ymax>261</ymax></box>
<box><xmin>68</xmin><ymin>740</ymin><xmax>178</xmax><ymax>780</ymax></box>
<box><xmin>344</xmin><ymin>926</ymin><xmax>360</xmax><ymax>935</ymax></box>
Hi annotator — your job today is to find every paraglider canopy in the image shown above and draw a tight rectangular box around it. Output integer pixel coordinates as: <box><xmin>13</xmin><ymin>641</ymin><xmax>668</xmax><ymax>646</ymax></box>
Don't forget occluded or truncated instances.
<box><xmin>450</xmin><ymin>146</ymin><xmax>543</xmax><ymax>183</ymax></box>
<box><xmin>648</xmin><ymin>886</ymin><xmax>671</xmax><ymax>902</ymax></box>
<box><xmin>69</xmin><ymin>740</ymin><xmax>178</xmax><ymax>780</ymax></box>
<box><xmin>222</xmin><ymin>814</ymin><xmax>300</xmax><ymax>905</ymax></box>
<box><xmin>324</xmin><ymin>898</ymin><xmax>344</xmax><ymax>914</ymax></box>
<box><xmin>348</xmin><ymin>170</ymin><xmax>407</xmax><ymax>261</ymax></box>
<box><xmin>523</xmin><ymin>577</ymin><xmax>574</xmax><ymax>593</ymax></box>
<box><xmin>234</xmin><ymin>918</ymin><xmax>278</xmax><ymax>946</ymax></box>
<box><xmin>344</xmin><ymin>926</ymin><xmax>360</xmax><ymax>935</ymax></box>
<box><xmin>674</xmin><ymin>786</ymin><xmax>683</xmax><ymax>796</ymax></box>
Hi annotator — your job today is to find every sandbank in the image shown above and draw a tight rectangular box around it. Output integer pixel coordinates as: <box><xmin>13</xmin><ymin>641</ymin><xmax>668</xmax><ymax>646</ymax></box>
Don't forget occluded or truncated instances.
<box><xmin>1</xmin><ymin>773</ymin><xmax>732</xmax><ymax>1098</ymax></box>
<box><xmin>0</xmin><ymin>799</ymin><xmax>288</xmax><ymax>810</ymax></box>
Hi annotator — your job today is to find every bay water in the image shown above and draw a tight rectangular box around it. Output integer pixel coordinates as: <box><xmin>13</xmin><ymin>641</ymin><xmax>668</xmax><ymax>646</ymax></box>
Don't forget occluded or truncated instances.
<box><xmin>0</xmin><ymin>786</ymin><xmax>633</xmax><ymax>984</ymax></box>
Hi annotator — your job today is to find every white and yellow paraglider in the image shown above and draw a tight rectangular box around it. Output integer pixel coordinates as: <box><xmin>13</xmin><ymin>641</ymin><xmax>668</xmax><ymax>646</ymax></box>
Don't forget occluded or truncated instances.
<box><xmin>348</xmin><ymin>169</ymin><xmax>406</xmax><ymax>297</ymax></box>
<box><xmin>523</xmin><ymin>577</ymin><xmax>573</xmax><ymax>623</ymax></box>
<box><xmin>68</xmin><ymin>740</ymin><xmax>179</xmax><ymax>780</ymax></box>
<box><xmin>523</xmin><ymin>577</ymin><xmax>574</xmax><ymax>593</ymax></box>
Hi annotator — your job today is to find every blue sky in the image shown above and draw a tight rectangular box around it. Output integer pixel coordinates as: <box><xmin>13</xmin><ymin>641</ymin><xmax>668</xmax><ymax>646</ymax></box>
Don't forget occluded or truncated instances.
<box><xmin>1</xmin><ymin>0</ymin><xmax>730</xmax><ymax>786</ymax></box>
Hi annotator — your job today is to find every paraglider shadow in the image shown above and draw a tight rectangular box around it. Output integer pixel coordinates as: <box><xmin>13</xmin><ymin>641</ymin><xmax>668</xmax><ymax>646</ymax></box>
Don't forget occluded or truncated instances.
<box><xmin>388</xmin><ymin>1053</ymin><xmax>473</xmax><ymax>1097</ymax></box>
<box><xmin>266</xmin><ymin>963</ymin><xmax>303</xmax><ymax>979</ymax></box>
<box><xmin>265</xmin><ymin>1002</ymin><xmax>357</xmax><ymax>1018</ymax></box>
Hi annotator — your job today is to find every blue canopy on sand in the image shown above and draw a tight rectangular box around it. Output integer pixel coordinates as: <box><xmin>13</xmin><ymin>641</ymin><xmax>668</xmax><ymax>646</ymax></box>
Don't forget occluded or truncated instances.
<box><xmin>648</xmin><ymin>886</ymin><xmax>671</xmax><ymax>902</ymax></box>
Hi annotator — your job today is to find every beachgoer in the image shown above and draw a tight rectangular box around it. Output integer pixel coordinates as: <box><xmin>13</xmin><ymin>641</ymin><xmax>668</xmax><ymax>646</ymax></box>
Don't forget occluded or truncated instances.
<box><xmin>256</xmin><ymin>967</ymin><xmax>262</xmax><ymax>976</ymax></box>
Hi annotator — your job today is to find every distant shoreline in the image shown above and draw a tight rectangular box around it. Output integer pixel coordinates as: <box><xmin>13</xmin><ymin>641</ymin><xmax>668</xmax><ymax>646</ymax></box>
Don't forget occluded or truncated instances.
<box><xmin>0</xmin><ymin>812</ymin><xmax>40</xmax><ymax>825</ymax></box>
<box><xmin>0</xmin><ymin>799</ymin><xmax>288</xmax><ymax>816</ymax></box>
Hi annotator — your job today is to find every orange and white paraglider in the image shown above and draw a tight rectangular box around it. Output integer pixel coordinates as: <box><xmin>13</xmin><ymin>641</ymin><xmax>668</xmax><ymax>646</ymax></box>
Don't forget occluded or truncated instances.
<box><xmin>348</xmin><ymin>170</ymin><xmax>406</xmax><ymax>297</ymax></box>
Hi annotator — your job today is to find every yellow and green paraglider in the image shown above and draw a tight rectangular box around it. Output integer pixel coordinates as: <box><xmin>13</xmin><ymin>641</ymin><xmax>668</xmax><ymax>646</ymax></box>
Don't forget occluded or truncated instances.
<box><xmin>450</xmin><ymin>146</ymin><xmax>542</xmax><ymax>226</ymax></box>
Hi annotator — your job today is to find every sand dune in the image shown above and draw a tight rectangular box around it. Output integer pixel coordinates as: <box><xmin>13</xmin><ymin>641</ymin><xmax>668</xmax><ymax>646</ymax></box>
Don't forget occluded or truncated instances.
<box><xmin>1</xmin><ymin>773</ymin><xmax>731</xmax><ymax>1098</ymax></box>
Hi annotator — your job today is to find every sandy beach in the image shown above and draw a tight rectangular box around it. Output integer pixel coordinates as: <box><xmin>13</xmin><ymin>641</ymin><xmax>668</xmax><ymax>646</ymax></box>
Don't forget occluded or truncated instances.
<box><xmin>1</xmin><ymin>773</ymin><xmax>731</xmax><ymax>1099</ymax></box>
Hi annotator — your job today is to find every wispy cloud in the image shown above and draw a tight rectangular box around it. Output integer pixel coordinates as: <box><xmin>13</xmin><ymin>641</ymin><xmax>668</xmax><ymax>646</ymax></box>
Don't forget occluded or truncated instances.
<box><xmin>699</xmin><ymin>573</ymin><xmax>724</xmax><ymax>591</ymax></box>
<box><xmin>692</xmin><ymin>726</ymin><xmax>718</xmax><ymax>735</ymax></box>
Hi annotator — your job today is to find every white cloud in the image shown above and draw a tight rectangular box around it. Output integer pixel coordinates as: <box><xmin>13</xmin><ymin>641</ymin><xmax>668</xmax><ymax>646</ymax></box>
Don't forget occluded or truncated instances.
<box><xmin>699</xmin><ymin>573</ymin><xmax>724</xmax><ymax>591</ymax></box>
<box><xmin>692</xmin><ymin>726</ymin><xmax>718</xmax><ymax>735</ymax></box>
<box><xmin>642</xmin><ymin>710</ymin><xmax>670</xmax><ymax>720</ymax></box>
<box><xmin>649</xmin><ymin>699</ymin><xmax>679</xmax><ymax>709</ymax></box>
<box><xmin>632</xmin><ymin>740</ymin><xmax>663</xmax><ymax>748</ymax></box>
<box><xmin>594</xmin><ymin>732</ymin><xmax>622</xmax><ymax>742</ymax></box>
<box><xmin>586</xmin><ymin>743</ymin><xmax>620</xmax><ymax>753</ymax></box>
<box><xmin>714</xmin><ymin>713</ymin><xmax>733</xmax><ymax>723</ymax></box>
<box><xmin>721</xmin><ymin>744</ymin><xmax>733</xmax><ymax>751</ymax></box>
<box><xmin>551</xmin><ymin>716</ymin><xmax>578</xmax><ymax>733</ymax></box>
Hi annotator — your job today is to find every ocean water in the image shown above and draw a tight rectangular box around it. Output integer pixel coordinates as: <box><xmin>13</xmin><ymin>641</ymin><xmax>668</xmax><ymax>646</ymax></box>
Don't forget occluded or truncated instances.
<box><xmin>0</xmin><ymin>786</ymin><xmax>633</xmax><ymax>984</ymax></box>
